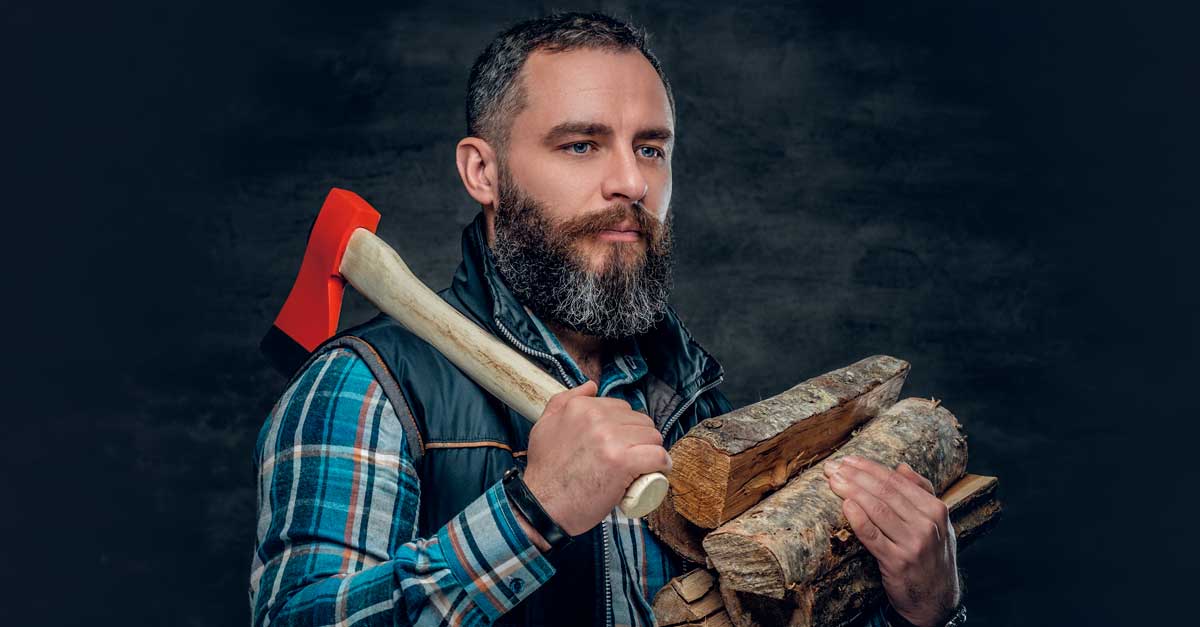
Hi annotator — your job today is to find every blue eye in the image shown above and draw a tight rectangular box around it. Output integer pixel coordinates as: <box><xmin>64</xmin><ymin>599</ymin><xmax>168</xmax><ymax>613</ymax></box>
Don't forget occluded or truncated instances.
<box><xmin>567</xmin><ymin>142</ymin><xmax>592</xmax><ymax>154</ymax></box>
<box><xmin>639</xmin><ymin>146</ymin><xmax>664</xmax><ymax>159</ymax></box>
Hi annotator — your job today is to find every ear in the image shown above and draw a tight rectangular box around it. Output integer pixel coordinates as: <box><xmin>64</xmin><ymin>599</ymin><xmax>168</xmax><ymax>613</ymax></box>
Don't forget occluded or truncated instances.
<box><xmin>456</xmin><ymin>136</ymin><xmax>500</xmax><ymax>209</ymax></box>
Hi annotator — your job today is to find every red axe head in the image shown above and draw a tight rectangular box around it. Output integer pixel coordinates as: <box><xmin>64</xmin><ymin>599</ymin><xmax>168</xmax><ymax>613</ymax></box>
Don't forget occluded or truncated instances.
<box><xmin>260</xmin><ymin>188</ymin><xmax>381</xmax><ymax>375</ymax></box>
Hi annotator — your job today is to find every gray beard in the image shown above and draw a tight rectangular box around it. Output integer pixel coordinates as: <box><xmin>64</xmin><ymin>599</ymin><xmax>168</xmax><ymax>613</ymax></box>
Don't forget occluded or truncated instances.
<box><xmin>490</xmin><ymin>170</ymin><xmax>675</xmax><ymax>340</ymax></box>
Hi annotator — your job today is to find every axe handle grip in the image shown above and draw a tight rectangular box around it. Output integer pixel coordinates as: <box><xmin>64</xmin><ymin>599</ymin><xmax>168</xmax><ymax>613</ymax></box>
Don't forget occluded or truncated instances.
<box><xmin>339</xmin><ymin>228</ymin><xmax>669</xmax><ymax>519</ymax></box>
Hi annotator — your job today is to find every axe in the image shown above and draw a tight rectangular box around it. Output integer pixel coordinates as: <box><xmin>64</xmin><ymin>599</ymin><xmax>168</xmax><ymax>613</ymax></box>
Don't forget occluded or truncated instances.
<box><xmin>260</xmin><ymin>188</ymin><xmax>669</xmax><ymax>518</ymax></box>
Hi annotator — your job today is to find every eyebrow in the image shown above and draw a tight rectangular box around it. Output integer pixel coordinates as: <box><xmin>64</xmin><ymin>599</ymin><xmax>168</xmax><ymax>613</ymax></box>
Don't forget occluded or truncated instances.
<box><xmin>542</xmin><ymin>120</ymin><xmax>674</xmax><ymax>145</ymax></box>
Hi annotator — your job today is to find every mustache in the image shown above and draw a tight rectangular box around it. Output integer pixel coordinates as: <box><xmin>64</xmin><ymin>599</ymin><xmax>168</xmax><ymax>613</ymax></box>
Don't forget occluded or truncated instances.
<box><xmin>555</xmin><ymin>202</ymin><xmax>663</xmax><ymax>241</ymax></box>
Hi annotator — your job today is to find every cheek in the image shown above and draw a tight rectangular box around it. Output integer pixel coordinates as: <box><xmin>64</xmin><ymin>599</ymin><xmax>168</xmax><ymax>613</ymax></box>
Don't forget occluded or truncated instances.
<box><xmin>526</xmin><ymin>161</ymin><xmax>598</xmax><ymax>216</ymax></box>
<box><xmin>650</xmin><ymin>178</ymin><xmax>671</xmax><ymax>222</ymax></box>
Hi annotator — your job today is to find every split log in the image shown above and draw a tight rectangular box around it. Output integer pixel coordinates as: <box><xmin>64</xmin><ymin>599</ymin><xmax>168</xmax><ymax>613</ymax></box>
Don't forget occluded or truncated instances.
<box><xmin>670</xmin><ymin>355</ymin><xmax>910</xmax><ymax>529</ymax></box>
<box><xmin>653</xmin><ymin>569</ymin><xmax>730</xmax><ymax>626</ymax></box>
<box><xmin>718</xmin><ymin>474</ymin><xmax>1001</xmax><ymax>627</ymax></box>
<box><xmin>646</xmin><ymin>485</ymin><xmax>709</xmax><ymax>564</ymax></box>
<box><xmin>703</xmin><ymin>397</ymin><xmax>968</xmax><ymax>599</ymax></box>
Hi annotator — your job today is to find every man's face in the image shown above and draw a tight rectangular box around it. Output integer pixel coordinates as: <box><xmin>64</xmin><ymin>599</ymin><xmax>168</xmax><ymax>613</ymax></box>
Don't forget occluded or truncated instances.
<box><xmin>488</xmin><ymin>47</ymin><xmax>677</xmax><ymax>339</ymax></box>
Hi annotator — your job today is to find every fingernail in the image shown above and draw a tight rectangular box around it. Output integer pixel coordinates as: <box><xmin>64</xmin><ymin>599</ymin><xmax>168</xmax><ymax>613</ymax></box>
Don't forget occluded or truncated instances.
<box><xmin>823</xmin><ymin>459</ymin><xmax>841</xmax><ymax>472</ymax></box>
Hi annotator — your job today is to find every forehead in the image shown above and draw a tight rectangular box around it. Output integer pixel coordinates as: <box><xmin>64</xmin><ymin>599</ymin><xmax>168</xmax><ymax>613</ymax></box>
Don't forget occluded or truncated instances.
<box><xmin>510</xmin><ymin>47</ymin><xmax>673</xmax><ymax>136</ymax></box>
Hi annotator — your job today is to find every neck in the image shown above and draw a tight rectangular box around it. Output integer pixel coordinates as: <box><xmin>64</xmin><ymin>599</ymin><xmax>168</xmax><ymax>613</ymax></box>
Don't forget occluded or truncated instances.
<box><xmin>544</xmin><ymin>319</ymin><xmax>611</xmax><ymax>380</ymax></box>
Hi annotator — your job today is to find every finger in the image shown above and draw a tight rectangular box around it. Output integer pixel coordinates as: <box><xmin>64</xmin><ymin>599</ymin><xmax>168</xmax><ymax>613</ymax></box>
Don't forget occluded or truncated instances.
<box><xmin>839</xmin><ymin>456</ymin><xmax>933</xmax><ymax>521</ymax></box>
<box><xmin>897</xmin><ymin>463</ymin><xmax>936</xmax><ymax>495</ymax></box>
<box><xmin>826</xmin><ymin>468</ymin><xmax>915</xmax><ymax>546</ymax></box>
<box><xmin>890</xmin><ymin>463</ymin><xmax>951</xmax><ymax>528</ymax></box>
<box><xmin>544</xmin><ymin>379</ymin><xmax>598</xmax><ymax>415</ymax></box>
<box><xmin>842</xmin><ymin>497</ymin><xmax>900</xmax><ymax>561</ymax></box>
<box><xmin>616</xmin><ymin>425</ymin><xmax>665</xmax><ymax>447</ymax></box>
<box><xmin>624</xmin><ymin>444</ymin><xmax>673</xmax><ymax>475</ymax></box>
<box><xmin>602</xmin><ymin>406</ymin><xmax>657</xmax><ymax>428</ymax></box>
<box><xmin>829</xmin><ymin>458</ymin><xmax>924</xmax><ymax>525</ymax></box>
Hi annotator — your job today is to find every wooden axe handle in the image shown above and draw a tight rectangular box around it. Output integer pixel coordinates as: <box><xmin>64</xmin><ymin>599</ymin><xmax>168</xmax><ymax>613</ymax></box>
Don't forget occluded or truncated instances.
<box><xmin>339</xmin><ymin>227</ymin><xmax>669</xmax><ymax>519</ymax></box>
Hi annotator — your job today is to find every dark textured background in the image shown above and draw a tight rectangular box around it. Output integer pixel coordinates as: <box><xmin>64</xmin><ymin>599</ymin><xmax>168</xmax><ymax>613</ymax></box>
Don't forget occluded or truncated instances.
<box><xmin>3</xmin><ymin>0</ymin><xmax>1196</xmax><ymax>624</ymax></box>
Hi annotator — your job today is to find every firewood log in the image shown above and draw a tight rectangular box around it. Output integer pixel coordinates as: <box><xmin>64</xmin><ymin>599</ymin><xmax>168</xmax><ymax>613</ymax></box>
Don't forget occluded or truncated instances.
<box><xmin>669</xmin><ymin>356</ymin><xmax>909</xmax><ymax>529</ymax></box>
<box><xmin>653</xmin><ymin>569</ymin><xmax>728</xmax><ymax>626</ymax></box>
<box><xmin>646</xmin><ymin>486</ymin><xmax>709</xmax><ymax>564</ymax></box>
<box><xmin>717</xmin><ymin>474</ymin><xmax>1000</xmax><ymax>627</ymax></box>
<box><xmin>703</xmin><ymin>398</ymin><xmax>968</xmax><ymax>600</ymax></box>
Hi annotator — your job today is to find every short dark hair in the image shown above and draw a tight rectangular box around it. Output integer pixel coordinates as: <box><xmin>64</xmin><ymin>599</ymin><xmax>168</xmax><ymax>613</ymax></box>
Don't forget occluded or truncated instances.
<box><xmin>465</xmin><ymin>11</ymin><xmax>675</xmax><ymax>155</ymax></box>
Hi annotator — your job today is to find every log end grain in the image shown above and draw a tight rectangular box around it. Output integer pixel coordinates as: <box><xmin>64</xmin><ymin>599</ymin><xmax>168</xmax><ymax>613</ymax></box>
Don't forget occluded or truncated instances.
<box><xmin>703</xmin><ymin>529</ymin><xmax>793</xmax><ymax>599</ymax></box>
<box><xmin>653</xmin><ymin>569</ymin><xmax>727</xmax><ymax>626</ymax></box>
<box><xmin>670</xmin><ymin>438</ymin><xmax>732</xmax><ymax>529</ymax></box>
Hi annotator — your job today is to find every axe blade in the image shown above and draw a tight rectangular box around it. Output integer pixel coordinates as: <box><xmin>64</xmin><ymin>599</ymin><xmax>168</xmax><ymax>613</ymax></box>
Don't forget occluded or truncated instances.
<box><xmin>260</xmin><ymin>188</ymin><xmax>381</xmax><ymax>376</ymax></box>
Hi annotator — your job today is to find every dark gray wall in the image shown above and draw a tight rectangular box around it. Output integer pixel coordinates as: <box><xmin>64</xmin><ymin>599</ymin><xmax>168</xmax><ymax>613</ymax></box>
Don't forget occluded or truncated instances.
<box><xmin>3</xmin><ymin>0</ymin><xmax>1196</xmax><ymax>624</ymax></box>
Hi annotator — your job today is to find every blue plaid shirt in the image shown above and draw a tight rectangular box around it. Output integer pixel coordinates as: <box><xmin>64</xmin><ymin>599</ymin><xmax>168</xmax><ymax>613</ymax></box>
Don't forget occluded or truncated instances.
<box><xmin>250</xmin><ymin>321</ymin><xmax>891</xmax><ymax>626</ymax></box>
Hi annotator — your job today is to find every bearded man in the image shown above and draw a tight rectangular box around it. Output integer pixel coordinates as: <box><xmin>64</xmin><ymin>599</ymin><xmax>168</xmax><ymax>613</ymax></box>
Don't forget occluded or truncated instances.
<box><xmin>250</xmin><ymin>11</ymin><xmax>963</xmax><ymax>627</ymax></box>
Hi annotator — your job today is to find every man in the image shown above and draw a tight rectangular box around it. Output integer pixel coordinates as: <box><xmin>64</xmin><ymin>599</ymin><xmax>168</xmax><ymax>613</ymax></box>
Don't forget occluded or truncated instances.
<box><xmin>250</xmin><ymin>12</ymin><xmax>964</xmax><ymax>627</ymax></box>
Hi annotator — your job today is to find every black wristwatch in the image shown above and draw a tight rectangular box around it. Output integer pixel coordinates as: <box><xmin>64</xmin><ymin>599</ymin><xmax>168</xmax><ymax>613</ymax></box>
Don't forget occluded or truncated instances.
<box><xmin>884</xmin><ymin>602</ymin><xmax>967</xmax><ymax>627</ymax></box>
<box><xmin>502</xmin><ymin>465</ymin><xmax>573</xmax><ymax>551</ymax></box>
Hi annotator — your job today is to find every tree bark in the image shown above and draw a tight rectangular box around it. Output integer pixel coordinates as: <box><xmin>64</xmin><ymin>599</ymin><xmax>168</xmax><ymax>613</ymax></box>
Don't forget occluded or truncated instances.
<box><xmin>670</xmin><ymin>355</ymin><xmax>910</xmax><ymax>529</ymax></box>
<box><xmin>703</xmin><ymin>398</ymin><xmax>968</xmax><ymax>599</ymax></box>
<box><xmin>717</xmin><ymin>474</ymin><xmax>1000</xmax><ymax>627</ymax></box>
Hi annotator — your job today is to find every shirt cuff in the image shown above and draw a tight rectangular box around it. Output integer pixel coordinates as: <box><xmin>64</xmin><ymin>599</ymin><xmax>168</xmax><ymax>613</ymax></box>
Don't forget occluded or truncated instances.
<box><xmin>436</xmin><ymin>479</ymin><xmax>556</xmax><ymax>621</ymax></box>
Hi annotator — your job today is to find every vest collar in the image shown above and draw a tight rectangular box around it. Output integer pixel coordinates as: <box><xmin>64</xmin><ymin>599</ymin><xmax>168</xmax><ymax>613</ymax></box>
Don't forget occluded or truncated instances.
<box><xmin>445</xmin><ymin>212</ymin><xmax>726</xmax><ymax>404</ymax></box>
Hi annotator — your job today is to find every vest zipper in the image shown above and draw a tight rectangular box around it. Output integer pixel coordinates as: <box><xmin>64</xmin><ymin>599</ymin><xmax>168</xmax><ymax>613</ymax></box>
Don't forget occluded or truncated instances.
<box><xmin>659</xmin><ymin>375</ymin><xmax>725</xmax><ymax>437</ymax></box>
<box><xmin>493</xmin><ymin>317</ymin><xmax>576</xmax><ymax>389</ymax></box>
<box><xmin>602</xmin><ymin>516</ymin><xmax>614</xmax><ymax>627</ymax></box>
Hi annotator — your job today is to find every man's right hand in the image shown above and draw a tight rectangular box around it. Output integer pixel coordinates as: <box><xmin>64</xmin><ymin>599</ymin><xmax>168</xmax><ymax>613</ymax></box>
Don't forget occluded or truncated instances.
<box><xmin>522</xmin><ymin>379</ymin><xmax>671</xmax><ymax>536</ymax></box>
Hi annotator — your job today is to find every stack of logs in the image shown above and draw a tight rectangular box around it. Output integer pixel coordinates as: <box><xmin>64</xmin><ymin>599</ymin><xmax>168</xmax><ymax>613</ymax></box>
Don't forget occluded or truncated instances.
<box><xmin>648</xmin><ymin>356</ymin><xmax>1002</xmax><ymax>627</ymax></box>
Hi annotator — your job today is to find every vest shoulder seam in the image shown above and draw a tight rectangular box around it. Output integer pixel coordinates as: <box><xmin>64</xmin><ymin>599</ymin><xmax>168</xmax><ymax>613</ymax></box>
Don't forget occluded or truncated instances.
<box><xmin>319</xmin><ymin>336</ymin><xmax>427</xmax><ymax>462</ymax></box>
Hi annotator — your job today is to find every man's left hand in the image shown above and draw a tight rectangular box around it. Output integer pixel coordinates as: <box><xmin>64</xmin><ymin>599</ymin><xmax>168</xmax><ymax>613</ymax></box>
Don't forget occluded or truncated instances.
<box><xmin>822</xmin><ymin>455</ymin><xmax>960</xmax><ymax>627</ymax></box>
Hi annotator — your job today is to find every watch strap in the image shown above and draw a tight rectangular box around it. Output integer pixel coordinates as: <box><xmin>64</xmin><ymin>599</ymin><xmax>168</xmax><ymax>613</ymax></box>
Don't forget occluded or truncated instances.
<box><xmin>884</xmin><ymin>602</ymin><xmax>967</xmax><ymax>627</ymax></box>
<box><xmin>502</xmin><ymin>466</ymin><xmax>572</xmax><ymax>551</ymax></box>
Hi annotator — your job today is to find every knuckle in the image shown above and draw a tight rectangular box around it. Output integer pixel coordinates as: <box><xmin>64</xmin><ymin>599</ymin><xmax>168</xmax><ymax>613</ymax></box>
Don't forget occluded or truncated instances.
<box><xmin>870</xmin><ymin>500</ymin><xmax>892</xmax><ymax>520</ymax></box>
<box><xmin>898</xmin><ymin>545</ymin><xmax>919</xmax><ymax>567</ymax></box>
<box><xmin>585</xmin><ymin>422</ymin><xmax>608</xmax><ymax>443</ymax></box>
<box><xmin>600</xmin><ymin>444</ymin><xmax>622</xmax><ymax>466</ymax></box>
<box><xmin>880</xmin><ymin>474</ymin><xmax>903</xmax><ymax>498</ymax></box>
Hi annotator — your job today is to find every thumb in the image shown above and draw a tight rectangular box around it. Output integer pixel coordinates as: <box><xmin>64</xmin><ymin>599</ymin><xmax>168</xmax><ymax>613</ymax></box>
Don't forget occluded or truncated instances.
<box><xmin>543</xmin><ymin>379</ymin><xmax>598</xmax><ymax>416</ymax></box>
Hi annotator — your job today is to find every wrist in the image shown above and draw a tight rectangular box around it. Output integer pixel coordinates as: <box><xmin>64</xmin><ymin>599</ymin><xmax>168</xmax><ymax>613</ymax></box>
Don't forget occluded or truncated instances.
<box><xmin>502</xmin><ymin>465</ymin><xmax>573</xmax><ymax>552</ymax></box>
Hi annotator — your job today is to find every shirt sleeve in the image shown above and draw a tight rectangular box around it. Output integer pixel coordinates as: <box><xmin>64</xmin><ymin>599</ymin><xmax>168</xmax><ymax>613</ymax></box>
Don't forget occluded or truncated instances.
<box><xmin>249</xmin><ymin>348</ymin><xmax>555</xmax><ymax>626</ymax></box>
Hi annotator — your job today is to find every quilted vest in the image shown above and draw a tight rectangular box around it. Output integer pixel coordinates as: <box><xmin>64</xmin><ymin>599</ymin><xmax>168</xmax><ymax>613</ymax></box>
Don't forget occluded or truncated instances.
<box><xmin>308</xmin><ymin>211</ymin><xmax>732</xmax><ymax>626</ymax></box>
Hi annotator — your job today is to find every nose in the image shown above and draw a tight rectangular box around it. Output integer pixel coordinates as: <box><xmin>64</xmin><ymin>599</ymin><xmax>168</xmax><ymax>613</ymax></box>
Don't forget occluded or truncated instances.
<box><xmin>600</xmin><ymin>147</ymin><xmax>650</xmax><ymax>206</ymax></box>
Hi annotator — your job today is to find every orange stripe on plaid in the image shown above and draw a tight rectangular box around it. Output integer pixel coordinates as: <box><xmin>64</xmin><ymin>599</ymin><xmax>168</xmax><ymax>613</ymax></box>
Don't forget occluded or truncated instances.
<box><xmin>445</xmin><ymin>518</ymin><xmax>508</xmax><ymax>615</ymax></box>
<box><xmin>340</xmin><ymin>379</ymin><xmax>378</xmax><ymax>570</ymax></box>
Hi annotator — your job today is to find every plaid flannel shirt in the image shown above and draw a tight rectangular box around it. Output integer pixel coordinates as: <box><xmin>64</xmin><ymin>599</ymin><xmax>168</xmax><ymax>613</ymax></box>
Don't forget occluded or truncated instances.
<box><xmin>250</xmin><ymin>327</ymin><xmax>892</xmax><ymax>626</ymax></box>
